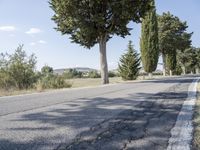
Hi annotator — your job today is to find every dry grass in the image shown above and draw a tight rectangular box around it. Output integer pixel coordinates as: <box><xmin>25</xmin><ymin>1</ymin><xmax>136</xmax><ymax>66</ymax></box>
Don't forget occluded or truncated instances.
<box><xmin>193</xmin><ymin>83</ymin><xmax>200</xmax><ymax>150</ymax></box>
<box><xmin>66</xmin><ymin>77</ymin><xmax>123</xmax><ymax>88</ymax></box>
<box><xmin>0</xmin><ymin>89</ymin><xmax>38</xmax><ymax>97</ymax></box>
<box><xmin>66</xmin><ymin>75</ymin><xmax>164</xmax><ymax>88</ymax></box>
<box><xmin>0</xmin><ymin>75</ymin><xmax>164</xmax><ymax>97</ymax></box>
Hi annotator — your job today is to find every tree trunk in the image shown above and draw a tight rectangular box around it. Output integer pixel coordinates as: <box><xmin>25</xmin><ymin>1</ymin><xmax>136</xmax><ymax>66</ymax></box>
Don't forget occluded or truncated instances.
<box><xmin>196</xmin><ymin>68</ymin><xmax>199</xmax><ymax>74</ymax></box>
<box><xmin>182</xmin><ymin>66</ymin><xmax>186</xmax><ymax>75</ymax></box>
<box><xmin>169</xmin><ymin>70</ymin><xmax>172</xmax><ymax>76</ymax></box>
<box><xmin>162</xmin><ymin>53</ymin><xmax>166</xmax><ymax>76</ymax></box>
<box><xmin>148</xmin><ymin>73</ymin><xmax>153</xmax><ymax>79</ymax></box>
<box><xmin>99</xmin><ymin>36</ymin><xmax>109</xmax><ymax>84</ymax></box>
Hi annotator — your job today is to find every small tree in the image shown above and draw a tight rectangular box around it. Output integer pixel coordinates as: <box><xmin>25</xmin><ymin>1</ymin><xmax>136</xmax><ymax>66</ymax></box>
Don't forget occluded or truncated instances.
<box><xmin>118</xmin><ymin>41</ymin><xmax>141</xmax><ymax>80</ymax></box>
<box><xmin>8</xmin><ymin>45</ymin><xmax>37</xmax><ymax>89</ymax></box>
<box><xmin>50</xmin><ymin>0</ymin><xmax>152</xmax><ymax>84</ymax></box>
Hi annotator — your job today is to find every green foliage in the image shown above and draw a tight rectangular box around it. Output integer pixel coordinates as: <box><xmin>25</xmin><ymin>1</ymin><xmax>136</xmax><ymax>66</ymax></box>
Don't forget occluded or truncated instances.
<box><xmin>38</xmin><ymin>74</ymin><xmax>72</xmax><ymax>89</ymax></box>
<box><xmin>88</xmin><ymin>71</ymin><xmax>101</xmax><ymax>78</ymax></box>
<box><xmin>176</xmin><ymin>47</ymin><xmax>200</xmax><ymax>75</ymax></box>
<box><xmin>118</xmin><ymin>41</ymin><xmax>141</xmax><ymax>80</ymax></box>
<box><xmin>158</xmin><ymin>12</ymin><xmax>191</xmax><ymax>54</ymax></box>
<box><xmin>184</xmin><ymin>47</ymin><xmax>199</xmax><ymax>72</ymax></box>
<box><xmin>0</xmin><ymin>45</ymin><xmax>37</xmax><ymax>90</ymax></box>
<box><xmin>50</xmin><ymin>0</ymin><xmax>152</xmax><ymax>84</ymax></box>
<box><xmin>38</xmin><ymin>65</ymin><xmax>72</xmax><ymax>89</ymax></box>
<box><xmin>41</xmin><ymin>65</ymin><xmax>53</xmax><ymax>75</ymax></box>
<box><xmin>157</xmin><ymin>12</ymin><xmax>192</xmax><ymax>74</ymax></box>
<box><xmin>166</xmin><ymin>51</ymin><xmax>177</xmax><ymax>74</ymax></box>
<box><xmin>140</xmin><ymin>0</ymin><xmax>159</xmax><ymax>73</ymax></box>
<box><xmin>63</xmin><ymin>69</ymin><xmax>83</xmax><ymax>79</ymax></box>
<box><xmin>50</xmin><ymin>0</ymin><xmax>152</xmax><ymax>48</ymax></box>
<box><xmin>0</xmin><ymin>53</ymin><xmax>13</xmax><ymax>89</ymax></box>
<box><xmin>195</xmin><ymin>48</ymin><xmax>200</xmax><ymax>69</ymax></box>
<box><xmin>108</xmin><ymin>71</ymin><xmax>117</xmax><ymax>78</ymax></box>
<box><xmin>0</xmin><ymin>46</ymin><xmax>72</xmax><ymax>91</ymax></box>
<box><xmin>9</xmin><ymin>45</ymin><xmax>37</xmax><ymax>89</ymax></box>
<box><xmin>174</xmin><ymin>63</ymin><xmax>182</xmax><ymax>75</ymax></box>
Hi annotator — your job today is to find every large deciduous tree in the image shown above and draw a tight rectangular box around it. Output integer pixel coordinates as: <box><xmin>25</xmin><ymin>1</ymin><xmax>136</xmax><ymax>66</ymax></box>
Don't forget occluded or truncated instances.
<box><xmin>157</xmin><ymin>12</ymin><xmax>192</xmax><ymax>76</ymax></box>
<box><xmin>140</xmin><ymin>0</ymin><xmax>159</xmax><ymax>78</ymax></box>
<box><xmin>49</xmin><ymin>0</ymin><xmax>152</xmax><ymax>84</ymax></box>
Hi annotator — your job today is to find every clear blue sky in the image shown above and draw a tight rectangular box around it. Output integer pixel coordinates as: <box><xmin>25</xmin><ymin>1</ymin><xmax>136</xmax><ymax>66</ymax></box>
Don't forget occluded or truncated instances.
<box><xmin>0</xmin><ymin>0</ymin><xmax>199</xmax><ymax>70</ymax></box>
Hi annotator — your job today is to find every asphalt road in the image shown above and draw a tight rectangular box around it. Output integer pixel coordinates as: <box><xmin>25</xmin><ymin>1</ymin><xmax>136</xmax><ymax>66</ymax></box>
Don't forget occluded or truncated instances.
<box><xmin>0</xmin><ymin>76</ymin><xmax>197</xmax><ymax>150</ymax></box>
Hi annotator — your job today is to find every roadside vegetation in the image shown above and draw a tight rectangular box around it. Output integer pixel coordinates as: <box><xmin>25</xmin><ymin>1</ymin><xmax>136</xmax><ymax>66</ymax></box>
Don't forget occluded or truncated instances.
<box><xmin>0</xmin><ymin>45</ymin><xmax>72</xmax><ymax>96</ymax></box>
<box><xmin>1</xmin><ymin>0</ymin><xmax>200</xmax><ymax>97</ymax></box>
<box><xmin>193</xmin><ymin>84</ymin><xmax>200</xmax><ymax>150</ymax></box>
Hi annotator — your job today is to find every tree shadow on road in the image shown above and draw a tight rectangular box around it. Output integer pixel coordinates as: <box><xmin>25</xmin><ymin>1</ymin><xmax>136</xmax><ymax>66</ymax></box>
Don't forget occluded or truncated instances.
<box><xmin>0</xmin><ymin>86</ymin><xmax>195</xmax><ymax>150</ymax></box>
<box><xmin>133</xmin><ymin>76</ymin><xmax>196</xmax><ymax>85</ymax></box>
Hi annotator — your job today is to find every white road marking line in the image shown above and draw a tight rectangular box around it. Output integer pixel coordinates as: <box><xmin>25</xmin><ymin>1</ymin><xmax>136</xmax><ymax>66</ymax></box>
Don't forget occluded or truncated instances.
<box><xmin>167</xmin><ymin>77</ymin><xmax>200</xmax><ymax>150</ymax></box>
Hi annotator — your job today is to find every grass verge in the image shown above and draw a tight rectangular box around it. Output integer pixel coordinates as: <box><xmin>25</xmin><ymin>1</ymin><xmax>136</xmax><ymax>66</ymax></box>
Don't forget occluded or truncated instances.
<box><xmin>193</xmin><ymin>83</ymin><xmax>200</xmax><ymax>150</ymax></box>
<box><xmin>66</xmin><ymin>77</ymin><xmax>123</xmax><ymax>88</ymax></box>
<box><xmin>0</xmin><ymin>89</ymin><xmax>38</xmax><ymax>97</ymax></box>
<box><xmin>0</xmin><ymin>75</ymin><xmax>164</xmax><ymax>97</ymax></box>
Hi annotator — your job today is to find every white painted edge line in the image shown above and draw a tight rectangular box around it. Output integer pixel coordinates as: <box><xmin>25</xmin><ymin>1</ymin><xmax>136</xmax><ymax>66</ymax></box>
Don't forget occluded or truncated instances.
<box><xmin>167</xmin><ymin>77</ymin><xmax>200</xmax><ymax>150</ymax></box>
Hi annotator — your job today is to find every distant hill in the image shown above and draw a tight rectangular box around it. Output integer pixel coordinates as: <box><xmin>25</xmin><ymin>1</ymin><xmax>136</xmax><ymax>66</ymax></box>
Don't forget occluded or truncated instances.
<box><xmin>54</xmin><ymin>67</ymin><xmax>98</xmax><ymax>75</ymax></box>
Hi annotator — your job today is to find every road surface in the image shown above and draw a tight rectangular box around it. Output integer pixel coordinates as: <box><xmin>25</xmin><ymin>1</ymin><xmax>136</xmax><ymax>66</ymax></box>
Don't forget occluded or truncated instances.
<box><xmin>0</xmin><ymin>76</ymin><xmax>197</xmax><ymax>150</ymax></box>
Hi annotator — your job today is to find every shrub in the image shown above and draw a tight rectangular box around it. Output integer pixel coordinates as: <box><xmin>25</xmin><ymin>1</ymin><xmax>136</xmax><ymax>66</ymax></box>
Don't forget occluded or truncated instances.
<box><xmin>88</xmin><ymin>71</ymin><xmax>101</xmax><ymax>78</ymax></box>
<box><xmin>108</xmin><ymin>71</ymin><xmax>117</xmax><ymax>78</ymax></box>
<box><xmin>37</xmin><ymin>74</ymin><xmax>72</xmax><ymax>90</ymax></box>
<box><xmin>0</xmin><ymin>45</ymin><xmax>37</xmax><ymax>90</ymax></box>
<box><xmin>63</xmin><ymin>69</ymin><xmax>83</xmax><ymax>79</ymax></box>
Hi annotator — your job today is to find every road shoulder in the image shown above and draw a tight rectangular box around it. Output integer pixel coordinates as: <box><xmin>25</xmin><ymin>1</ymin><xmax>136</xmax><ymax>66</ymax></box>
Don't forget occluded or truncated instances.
<box><xmin>193</xmin><ymin>81</ymin><xmax>200</xmax><ymax>150</ymax></box>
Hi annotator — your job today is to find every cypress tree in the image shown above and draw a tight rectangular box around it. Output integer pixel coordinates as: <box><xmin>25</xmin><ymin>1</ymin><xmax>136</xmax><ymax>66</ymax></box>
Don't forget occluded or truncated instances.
<box><xmin>140</xmin><ymin>0</ymin><xmax>159</xmax><ymax>78</ymax></box>
<box><xmin>118</xmin><ymin>41</ymin><xmax>141</xmax><ymax>80</ymax></box>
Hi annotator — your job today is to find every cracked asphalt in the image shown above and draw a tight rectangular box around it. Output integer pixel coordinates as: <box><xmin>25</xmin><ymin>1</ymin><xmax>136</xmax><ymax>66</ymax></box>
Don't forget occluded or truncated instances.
<box><xmin>0</xmin><ymin>76</ymin><xmax>196</xmax><ymax>150</ymax></box>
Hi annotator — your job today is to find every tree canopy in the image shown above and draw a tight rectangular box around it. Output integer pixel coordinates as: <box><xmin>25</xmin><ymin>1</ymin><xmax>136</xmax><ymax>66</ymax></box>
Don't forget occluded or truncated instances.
<box><xmin>158</xmin><ymin>12</ymin><xmax>192</xmax><ymax>55</ymax></box>
<box><xmin>50</xmin><ymin>0</ymin><xmax>152</xmax><ymax>48</ymax></box>
<box><xmin>50</xmin><ymin>0</ymin><xmax>153</xmax><ymax>84</ymax></box>
<box><xmin>157</xmin><ymin>12</ymin><xmax>192</xmax><ymax>75</ymax></box>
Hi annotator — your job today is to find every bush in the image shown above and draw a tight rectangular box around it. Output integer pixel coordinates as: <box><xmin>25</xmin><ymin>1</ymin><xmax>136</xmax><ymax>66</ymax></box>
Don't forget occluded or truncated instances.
<box><xmin>37</xmin><ymin>74</ymin><xmax>72</xmax><ymax>90</ymax></box>
<box><xmin>0</xmin><ymin>45</ymin><xmax>37</xmax><ymax>90</ymax></box>
<box><xmin>63</xmin><ymin>69</ymin><xmax>83</xmax><ymax>79</ymax></box>
<box><xmin>108</xmin><ymin>71</ymin><xmax>117</xmax><ymax>78</ymax></box>
<box><xmin>88</xmin><ymin>71</ymin><xmax>101</xmax><ymax>78</ymax></box>
<box><xmin>0</xmin><ymin>70</ymin><xmax>15</xmax><ymax>90</ymax></box>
